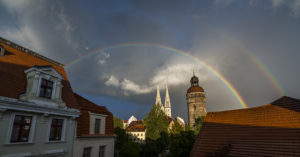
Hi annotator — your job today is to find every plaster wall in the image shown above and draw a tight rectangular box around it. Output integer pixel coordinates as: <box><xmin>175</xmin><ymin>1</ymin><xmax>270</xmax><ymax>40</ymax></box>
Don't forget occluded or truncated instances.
<box><xmin>0</xmin><ymin>111</ymin><xmax>76</xmax><ymax>157</ymax></box>
<box><xmin>73</xmin><ymin>137</ymin><xmax>114</xmax><ymax>157</ymax></box>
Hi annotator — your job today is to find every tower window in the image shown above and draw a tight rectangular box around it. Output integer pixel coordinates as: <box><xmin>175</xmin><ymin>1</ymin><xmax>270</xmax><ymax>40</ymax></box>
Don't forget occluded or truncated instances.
<box><xmin>39</xmin><ymin>79</ymin><xmax>53</xmax><ymax>99</ymax></box>
<box><xmin>194</xmin><ymin>105</ymin><xmax>196</xmax><ymax>111</ymax></box>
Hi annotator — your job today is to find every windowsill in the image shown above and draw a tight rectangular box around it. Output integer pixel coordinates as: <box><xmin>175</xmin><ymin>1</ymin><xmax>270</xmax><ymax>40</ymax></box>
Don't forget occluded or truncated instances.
<box><xmin>45</xmin><ymin>140</ymin><xmax>66</xmax><ymax>144</ymax></box>
<box><xmin>5</xmin><ymin>142</ymin><xmax>34</xmax><ymax>145</ymax></box>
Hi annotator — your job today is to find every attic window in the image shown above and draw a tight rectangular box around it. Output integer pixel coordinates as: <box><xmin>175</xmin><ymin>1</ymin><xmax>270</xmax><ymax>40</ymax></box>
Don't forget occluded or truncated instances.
<box><xmin>39</xmin><ymin>79</ymin><xmax>53</xmax><ymax>99</ymax></box>
<box><xmin>0</xmin><ymin>46</ymin><xmax>5</xmax><ymax>56</ymax></box>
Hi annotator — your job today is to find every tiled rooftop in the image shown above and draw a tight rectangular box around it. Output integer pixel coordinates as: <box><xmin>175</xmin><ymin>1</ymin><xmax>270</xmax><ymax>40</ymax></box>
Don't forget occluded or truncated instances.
<box><xmin>190</xmin><ymin>96</ymin><xmax>300</xmax><ymax>157</ymax></box>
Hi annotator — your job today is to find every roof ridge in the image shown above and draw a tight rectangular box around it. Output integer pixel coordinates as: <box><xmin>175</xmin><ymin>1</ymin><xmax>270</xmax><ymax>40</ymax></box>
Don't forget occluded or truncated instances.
<box><xmin>271</xmin><ymin>96</ymin><xmax>300</xmax><ymax>105</ymax></box>
<box><xmin>208</xmin><ymin>104</ymin><xmax>271</xmax><ymax>114</ymax></box>
<box><xmin>0</xmin><ymin>36</ymin><xmax>64</xmax><ymax>67</ymax></box>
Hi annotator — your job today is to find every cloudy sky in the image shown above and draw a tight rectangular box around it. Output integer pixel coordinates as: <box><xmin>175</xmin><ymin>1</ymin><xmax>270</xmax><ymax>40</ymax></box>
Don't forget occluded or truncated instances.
<box><xmin>1</xmin><ymin>0</ymin><xmax>300</xmax><ymax>121</ymax></box>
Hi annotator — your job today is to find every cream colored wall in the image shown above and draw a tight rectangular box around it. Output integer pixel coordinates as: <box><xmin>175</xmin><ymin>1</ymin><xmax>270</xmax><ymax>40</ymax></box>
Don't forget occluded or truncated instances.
<box><xmin>128</xmin><ymin>131</ymin><xmax>146</xmax><ymax>141</ymax></box>
<box><xmin>73</xmin><ymin>137</ymin><xmax>115</xmax><ymax>157</ymax></box>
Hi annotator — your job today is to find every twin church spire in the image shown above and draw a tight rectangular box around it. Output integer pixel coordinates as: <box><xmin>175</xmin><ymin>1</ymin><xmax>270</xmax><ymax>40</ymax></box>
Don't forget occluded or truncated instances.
<box><xmin>155</xmin><ymin>85</ymin><xmax>172</xmax><ymax>117</ymax></box>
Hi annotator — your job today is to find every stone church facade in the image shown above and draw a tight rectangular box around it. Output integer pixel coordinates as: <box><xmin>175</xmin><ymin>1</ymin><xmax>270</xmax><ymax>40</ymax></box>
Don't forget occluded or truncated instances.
<box><xmin>186</xmin><ymin>73</ymin><xmax>206</xmax><ymax>129</ymax></box>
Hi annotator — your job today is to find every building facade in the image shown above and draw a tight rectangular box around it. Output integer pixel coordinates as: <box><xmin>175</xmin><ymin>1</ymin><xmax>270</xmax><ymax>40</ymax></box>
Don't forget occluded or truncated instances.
<box><xmin>126</xmin><ymin>120</ymin><xmax>146</xmax><ymax>143</ymax></box>
<box><xmin>0</xmin><ymin>37</ymin><xmax>80</xmax><ymax>157</ymax></box>
<box><xmin>72</xmin><ymin>94</ymin><xmax>115</xmax><ymax>157</ymax></box>
<box><xmin>186</xmin><ymin>74</ymin><xmax>206</xmax><ymax>129</ymax></box>
<box><xmin>0</xmin><ymin>36</ymin><xmax>115</xmax><ymax>157</ymax></box>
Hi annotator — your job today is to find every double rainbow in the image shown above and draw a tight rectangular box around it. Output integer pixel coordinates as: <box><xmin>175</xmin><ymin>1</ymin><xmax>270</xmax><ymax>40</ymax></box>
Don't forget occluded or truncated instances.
<box><xmin>66</xmin><ymin>43</ymin><xmax>248</xmax><ymax>108</ymax></box>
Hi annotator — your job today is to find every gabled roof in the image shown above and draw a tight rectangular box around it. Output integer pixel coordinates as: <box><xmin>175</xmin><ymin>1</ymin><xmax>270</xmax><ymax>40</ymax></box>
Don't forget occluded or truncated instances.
<box><xmin>73</xmin><ymin>93</ymin><xmax>114</xmax><ymax>136</ymax></box>
<box><xmin>190</xmin><ymin>96</ymin><xmax>300</xmax><ymax>157</ymax></box>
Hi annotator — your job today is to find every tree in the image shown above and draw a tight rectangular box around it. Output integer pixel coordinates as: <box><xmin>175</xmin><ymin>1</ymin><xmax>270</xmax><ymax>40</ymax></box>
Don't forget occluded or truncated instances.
<box><xmin>114</xmin><ymin>116</ymin><xmax>123</xmax><ymax>128</ymax></box>
<box><xmin>169</xmin><ymin>131</ymin><xmax>196</xmax><ymax>157</ymax></box>
<box><xmin>114</xmin><ymin>127</ymin><xmax>142</xmax><ymax>157</ymax></box>
<box><xmin>144</xmin><ymin>104</ymin><xmax>169</xmax><ymax>140</ymax></box>
<box><xmin>170</xmin><ymin>121</ymin><xmax>184</xmax><ymax>135</ymax></box>
<box><xmin>194</xmin><ymin>116</ymin><xmax>205</xmax><ymax>134</ymax></box>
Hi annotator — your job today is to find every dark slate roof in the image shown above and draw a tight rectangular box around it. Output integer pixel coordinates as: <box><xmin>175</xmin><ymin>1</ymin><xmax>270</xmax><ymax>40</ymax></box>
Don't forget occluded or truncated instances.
<box><xmin>190</xmin><ymin>96</ymin><xmax>300</xmax><ymax>157</ymax></box>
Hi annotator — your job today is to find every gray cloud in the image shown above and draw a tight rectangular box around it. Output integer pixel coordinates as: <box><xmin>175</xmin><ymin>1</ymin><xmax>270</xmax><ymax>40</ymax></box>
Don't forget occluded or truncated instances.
<box><xmin>0</xmin><ymin>0</ymin><xmax>299</xmax><ymax>121</ymax></box>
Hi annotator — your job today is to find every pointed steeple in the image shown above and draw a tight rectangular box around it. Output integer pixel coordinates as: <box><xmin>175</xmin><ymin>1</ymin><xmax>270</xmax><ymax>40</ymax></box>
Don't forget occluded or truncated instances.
<box><xmin>165</xmin><ymin>85</ymin><xmax>170</xmax><ymax>108</ymax></box>
<box><xmin>155</xmin><ymin>85</ymin><xmax>162</xmax><ymax>105</ymax></box>
<box><xmin>164</xmin><ymin>84</ymin><xmax>172</xmax><ymax>117</ymax></box>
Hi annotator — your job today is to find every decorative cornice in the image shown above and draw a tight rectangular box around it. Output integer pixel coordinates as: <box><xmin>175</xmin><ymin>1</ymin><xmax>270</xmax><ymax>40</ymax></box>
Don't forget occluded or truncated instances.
<box><xmin>0</xmin><ymin>36</ymin><xmax>64</xmax><ymax>67</ymax></box>
<box><xmin>0</xmin><ymin>96</ymin><xmax>80</xmax><ymax>118</ymax></box>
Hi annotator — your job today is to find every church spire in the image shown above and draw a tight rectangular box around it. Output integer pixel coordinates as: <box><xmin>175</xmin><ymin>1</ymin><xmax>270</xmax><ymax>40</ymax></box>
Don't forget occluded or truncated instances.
<box><xmin>155</xmin><ymin>85</ymin><xmax>162</xmax><ymax>105</ymax></box>
<box><xmin>164</xmin><ymin>84</ymin><xmax>172</xmax><ymax>117</ymax></box>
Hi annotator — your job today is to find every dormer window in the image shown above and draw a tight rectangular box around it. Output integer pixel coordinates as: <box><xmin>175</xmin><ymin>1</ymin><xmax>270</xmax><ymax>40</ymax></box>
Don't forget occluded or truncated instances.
<box><xmin>89</xmin><ymin>112</ymin><xmax>107</xmax><ymax>135</ymax></box>
<box><xmin>0</xmin><ymin>46</ymin><xmax>5</xmax><ymax>56</ymax></box>
<box><xmin>39</xmin><ymin>79</ymin><xmax>54</xmax><ymax>99</ymax></box>
<box><xmin>20</xmin><ymin>65</ymin><xmax>66</xmax><ymax>107</ymax></box>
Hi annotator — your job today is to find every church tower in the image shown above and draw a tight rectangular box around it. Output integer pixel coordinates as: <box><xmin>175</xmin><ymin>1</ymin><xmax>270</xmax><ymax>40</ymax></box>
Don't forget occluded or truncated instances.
<box><xmin>186</xmin><ymin>73</ymin><xmax>206</xmax><ymax>129</ymax></box>
<box><xmin>155</xmin><ymin>85</ymin><xmax>164</xmax><ymax>111</ymax></box>
<box><xmin>164</xmin><ymin>85</ymin><xmax>171</xmax><ymax>117</ymax></box>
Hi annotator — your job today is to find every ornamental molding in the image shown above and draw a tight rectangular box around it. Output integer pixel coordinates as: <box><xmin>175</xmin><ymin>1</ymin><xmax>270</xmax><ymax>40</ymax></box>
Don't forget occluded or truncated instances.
<box><xmin>0</xmin><ymin>96</ymin><xmax>80</xmax><ymax>118</ymax></box>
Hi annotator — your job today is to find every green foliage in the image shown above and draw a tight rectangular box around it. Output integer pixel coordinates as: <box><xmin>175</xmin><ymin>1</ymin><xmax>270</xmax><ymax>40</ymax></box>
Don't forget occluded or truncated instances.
<box><xmin>113</xmin><ymin>116</ymin><xmax>123</xmax><ymax>128</ymax></box>
<box><xmin>194</xmin><ymin>116</ymin><xmax>205</xmax><ymax>134</ymax></box>
<box><xmin>170</xmin><ymin>121</ymin><xmax>184</xmax><ymax>135</ymax></box>
<box><xmin>168</xmin><ymin>131</ymin><xmax>196</xmax><ymax>157</ymax></box>
<box><xmin>119</xmin><ymin>141</ymin><xmax>142</xmax><ymax>157</ymax></box>
<box><xmin>144</xmin><ymin>104</ymin><xmax>169</xmax><ymax>140</ymax></box>
<box><xmin>114</xmin><ymin>127</ymin><xmax>142</xmax><ymax>157</ymax></box>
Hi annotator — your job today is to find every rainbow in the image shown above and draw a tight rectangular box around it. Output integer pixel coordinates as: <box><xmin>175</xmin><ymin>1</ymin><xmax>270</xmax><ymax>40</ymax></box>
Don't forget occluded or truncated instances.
<box><xmin>65</xmin><ymin>43</ymin><xmax>248</xmax><ymax>108</ymax></box>
<box><xmin>218</xmin><ymin>32</ymin><xmax>286</xmax><ymax>96</ymax></box>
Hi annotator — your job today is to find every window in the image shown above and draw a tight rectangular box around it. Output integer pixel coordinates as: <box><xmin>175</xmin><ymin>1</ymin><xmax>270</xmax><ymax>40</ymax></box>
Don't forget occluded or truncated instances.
<box><xmin>94</xmin><ymin>118</ymin><xmax>101</xmax><ymax>134</ymax></box>
<box><xmin>10</xmin><ymin>115</ymin><xmax>32</xmax><ymax>143</ymax></box>
<box><xmin>39</xmin><ymin>79</ymin><xmax>53</xmax><ymax>99</ymax></box>
<box><xmin>0</xmin><ymin>47</ymin><xmax>4</xmax><ymax>56</ymax></box>
<box><xmin>99</xmin><ymin>146</ymin><xmax>105</xmax><ymax>157</ymax></box>
<box><xmin>83</xmin><ymin>147</ymin><xmax>92</xmax><ymax>157</ymax></box>
<box><xmin>49</xmin><ymin>118</ymin><xmax>64</xmax><ymax>141</ymax></box>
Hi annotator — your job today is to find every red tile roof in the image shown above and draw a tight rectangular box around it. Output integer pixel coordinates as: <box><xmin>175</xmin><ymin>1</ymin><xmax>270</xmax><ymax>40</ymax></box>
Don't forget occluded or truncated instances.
<box><xmin>190</xmin><ymin>96</ymin><xmax>300</xmax><ymax>157</ymax></box>
<box><xmin>0</xmin><ymin>41</ymin><xmax>78</xmax><ymax>108</ymax></box>
<box><xmin>73</xmin><ymin>93</ymin><xmax>114</xmax><ymax>136</ymax></box>
<box><xmin>0</xmin><ymin>37</ymin><xmax>115</xmax><ymax>137</ymax></box>
<box><xmin>187</xmin><ymin>86</ymin><xmax>204</xmax><ymax>93</ymax></box>
<box><xmin>121</xmin><ymin>120</ymin><xmax>128</xmax><ymax>123</ymax></box>
<box><xmin>126</xmin><ymin>120</ymin><xmax>146</xmax><ymax>132</ymax></box>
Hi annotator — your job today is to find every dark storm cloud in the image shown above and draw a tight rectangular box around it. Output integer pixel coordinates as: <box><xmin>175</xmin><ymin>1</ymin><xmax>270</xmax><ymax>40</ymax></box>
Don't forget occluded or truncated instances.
<box><xmin>1</xmin><ymin>0</ymin><xmax>300</xmax><ymax>121</ymax></box>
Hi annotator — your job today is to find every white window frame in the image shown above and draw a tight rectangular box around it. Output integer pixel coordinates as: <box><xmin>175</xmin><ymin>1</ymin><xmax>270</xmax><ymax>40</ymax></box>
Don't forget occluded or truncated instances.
<box><xmin>36</xmin><ymin>76</ymin><xmax>57</xmax><ymax>100</ymax></box>
<box><xmin>6</xmin><ymin>112</ymin><xmax>37</xmax><ymax>144</ymax></box>
<box><xmin>46</xmin><ymin>116</ymin><xmax>67</xmax><ymax>142</ymax></box>
<box><xmin>89</xmin><ymin>112</ymin><xmax>107</xmax><ymax>134</ymax></box>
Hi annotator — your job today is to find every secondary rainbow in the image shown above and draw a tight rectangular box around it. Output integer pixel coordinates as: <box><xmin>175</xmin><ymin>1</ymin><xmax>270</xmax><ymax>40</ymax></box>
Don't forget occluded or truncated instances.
<box><xmin>66</xmin><ymin>43</ymin><xmax>248</xmax><ymax>108</ymax></box>
<box><xmin>217</xmin><ymin>31</ymin><xmax>286</xmax><ymax>96</ymax></box>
